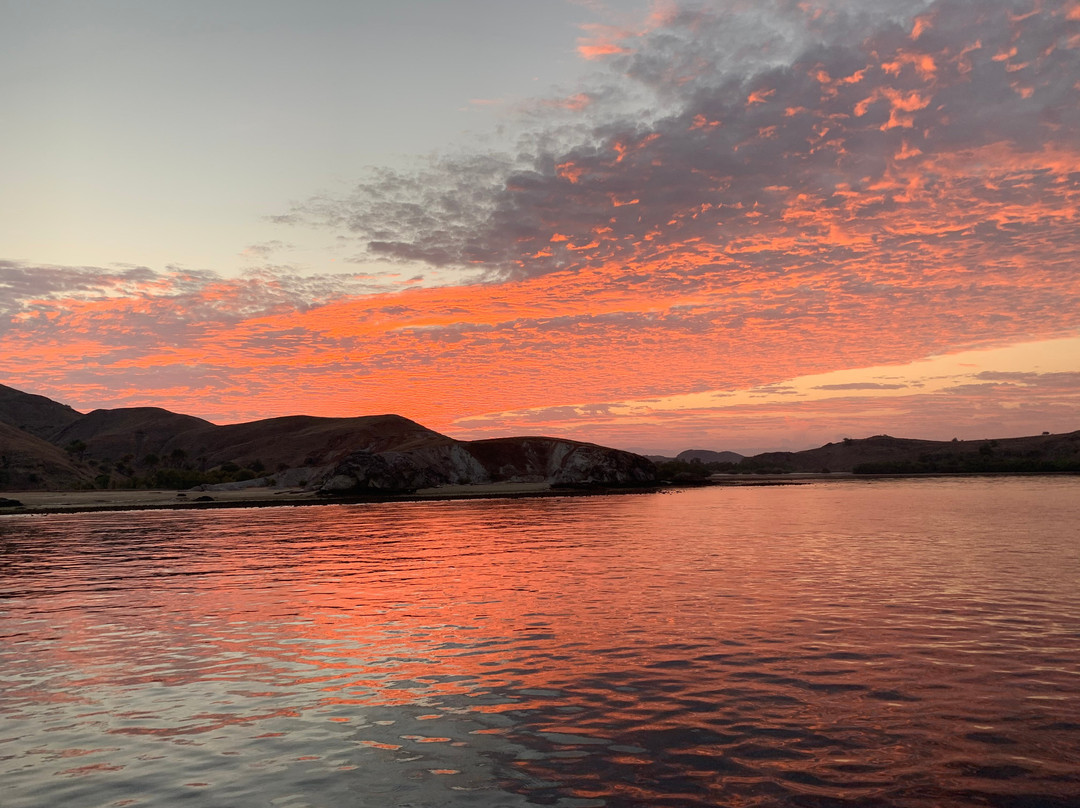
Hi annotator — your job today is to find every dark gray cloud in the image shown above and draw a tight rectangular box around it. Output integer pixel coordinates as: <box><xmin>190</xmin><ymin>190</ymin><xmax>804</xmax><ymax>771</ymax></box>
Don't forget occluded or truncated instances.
<box><xmin>3</xmin><ymin>0</ymin><xmax>1076</xmax><ymax>437</ymax></box>
<box><xmin>0</xmin><ymin>261</ymin><xmax>398</xmax><ymax>340</ymax></box>
<box><xmin>611</xmin><ymin>0</ymin><xmax>931</xmax><ymax>96</ymax></box>
<box><xmin>294</xmin><ymin>155</ymin><xmax>520</xmax><ymax>270</ymax></box>
<box><xmin>241</xmin><ymin>240</ymin><xmax>295</xmax><ymax>259</ymax></box>
<box><xmin>973</xmin><ymin>370</ymin><xmax>1080</xmax><ymax>387</ymax></box>
<box><xmin>283</xmin><ymin>0</ymin><xmax>1079</xmax><ymax>300</ymax></box>
<box><xmin>1</xmin><ymin>261</ymin><xmax>169</xmax><ymax>304</ymax></box>
<box><xmin>0</xmin><ymin>261</ymin><xmax>209</xmax><ymax>321</ymax></box>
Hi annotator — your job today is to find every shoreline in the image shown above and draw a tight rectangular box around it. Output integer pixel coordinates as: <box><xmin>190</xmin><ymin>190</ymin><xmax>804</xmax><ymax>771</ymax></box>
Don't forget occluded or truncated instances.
<box><xmin>0</xmin><ymin>481</ymin><xmax>662</xmax><ymax>516</ymax></box>
<box><xmin>2</xmin><ymin>471</ymin><xmax>1075</xmax><ymax>516</ymax></box>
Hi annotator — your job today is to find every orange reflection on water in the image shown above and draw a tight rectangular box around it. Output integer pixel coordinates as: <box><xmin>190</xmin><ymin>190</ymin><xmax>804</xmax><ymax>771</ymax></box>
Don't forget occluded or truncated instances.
<box><xmin>3</xmin><ymin>482</ymin><xmax>1080</xmax><ymax>807</ymax></box>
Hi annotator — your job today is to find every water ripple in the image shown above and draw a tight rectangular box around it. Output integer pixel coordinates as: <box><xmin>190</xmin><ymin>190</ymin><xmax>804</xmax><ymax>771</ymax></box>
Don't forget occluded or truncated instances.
<box><xmin>2</xmin><ymin>477</ymin><xmax>1080</xmax><ymax>806</ymax></box>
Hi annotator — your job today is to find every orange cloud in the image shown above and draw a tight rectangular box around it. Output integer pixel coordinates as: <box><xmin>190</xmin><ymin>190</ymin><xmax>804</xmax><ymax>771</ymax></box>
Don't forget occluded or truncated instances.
<box><xmin>577</xmin><ymin>42</ymin><xmax>631</xmax><ymax>60</ymax></box>
<box><xmin>912</xmin><ymin>14</ymin><xmax>934</xmax><ymax>40</ymax></box>
<box><xmin>4</xmin><ymin>0</ymin><xmax>1079</xmax><ymax>453</ymax></box>
<box><xmin>577</xmin><ymin>23</ymin><xmax>633</xmax><ymax>60</ymax></box>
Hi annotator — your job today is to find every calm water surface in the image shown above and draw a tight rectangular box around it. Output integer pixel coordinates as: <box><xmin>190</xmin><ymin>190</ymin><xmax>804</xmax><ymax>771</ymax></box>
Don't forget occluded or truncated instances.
<box><xmin>2</xmin><ymin>477</ymin><xmax>1079</xmax><ymax>807</ymax></box>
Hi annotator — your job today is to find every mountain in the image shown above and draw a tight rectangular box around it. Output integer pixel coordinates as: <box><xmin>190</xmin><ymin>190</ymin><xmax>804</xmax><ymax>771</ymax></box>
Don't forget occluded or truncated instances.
<box><xmin>6</xmin><ymin>383</ymin><xmax>1074</xmax><ymax>493</ymax></box>
<box><xmin>50</xmin><ymin>407</ymin><xmax>215</xmax><ymax>461</ymax></box>
<box><xmin>746</xmin><ymin>434</ymin><xmax>946</xmax><ymax>473</ymax></box>
<box><xmin>0</xmin><ymin>383</ymin><xmax>81</xmax><ymax>440</ymax></box>
<box><xmin>0</xmin><ymin>421</ymin><xmax>94</xmax><ymax>490</ymax></box>
<box><xmin>0</xmin><ymin>384</ymin><xmax>657</xmax><ymax>492</ymax></box>
<box><xmin>47</xmin><ymin>407</ymin><xmax>446</xmax><ymax>472</ymax></box>
<box><xmin>676</xmin><ymin>449</ymin><xmax>744</xmax><ymax>464</ymax></box>
<box><xmin>204</xmin><ymin>414</ymin><xmax>449</xmax><ymax>469</ymax></box>
<box><xmin>743</xmin><ymin>432</ymin><xmax>1080</xmax><ymax>474</ymax></box>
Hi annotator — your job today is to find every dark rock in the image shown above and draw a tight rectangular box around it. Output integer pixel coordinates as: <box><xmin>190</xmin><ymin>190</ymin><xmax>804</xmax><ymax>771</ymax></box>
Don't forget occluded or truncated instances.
<box><xmin>321</xmin><ymin>437</ymin><xmax>656</xmax><ymax>495</ymax></box>
<box><xmin>0</xmin><ymin>497</ymin><xmax>24</xmax><ymax>507</ymax></box>
<box><xmin>463</xmin><ymin>437</ymin><xmax>656</xmax><ymax>486</ymax></box>
<box><xmin>322</xmin><ymin>450</ymin><xmax>434</xmax><ymax>493</ymax></box>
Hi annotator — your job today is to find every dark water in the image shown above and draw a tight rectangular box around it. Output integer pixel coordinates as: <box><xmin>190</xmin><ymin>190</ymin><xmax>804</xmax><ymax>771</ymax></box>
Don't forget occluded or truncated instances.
<box><xmin>2</xmin><ymin>477</ymin><xmax>1079</xmax><ymax>807</ymax></box>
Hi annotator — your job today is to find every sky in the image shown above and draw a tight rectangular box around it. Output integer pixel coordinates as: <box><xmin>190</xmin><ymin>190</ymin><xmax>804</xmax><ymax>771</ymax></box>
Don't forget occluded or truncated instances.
<box><xmin>2</xmin><ymin>0</ymin><xmax>1078</xmax><ymax>455</ymax></box>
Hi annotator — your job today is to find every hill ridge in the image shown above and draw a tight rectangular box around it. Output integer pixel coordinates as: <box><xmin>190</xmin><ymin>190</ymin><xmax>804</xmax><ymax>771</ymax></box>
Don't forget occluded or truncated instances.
<box><xmin>0</xmin><ymin>384</ymin><xmax>654</xmax><ymax>492</ymax></box>
<box><xmin>662</xmin><ymin>431</ymin><xmax>1080</xmax><ymax>475</ymax></box>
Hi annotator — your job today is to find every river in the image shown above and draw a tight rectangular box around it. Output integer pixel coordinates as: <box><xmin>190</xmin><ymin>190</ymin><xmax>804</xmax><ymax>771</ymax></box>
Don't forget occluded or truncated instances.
<box><xmin>2</xmin><ymin>477</ymin><xmax>1079</xmax><ymax>807</ymax></box>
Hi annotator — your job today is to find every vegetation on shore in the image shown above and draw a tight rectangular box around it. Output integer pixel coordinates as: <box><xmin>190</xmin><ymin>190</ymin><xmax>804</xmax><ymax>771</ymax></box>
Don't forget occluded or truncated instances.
<box><xmin>853</xmin><ymin>453</ymin><xmax>1080</xmax><ymax>475</ymax></box>
<box><xmin>74</xmin><ymin>450</ymin><xmax>278</xmax><ymax>490</ymax></box>
<box><xmin>0</xmin><ymin>450</ymin><xmax>279</xmax><ymax>492</ymax></box>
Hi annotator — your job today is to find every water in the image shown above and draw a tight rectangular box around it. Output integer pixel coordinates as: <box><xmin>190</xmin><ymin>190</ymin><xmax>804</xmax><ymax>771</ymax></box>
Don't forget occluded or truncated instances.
<box><xmin>2</xmin><ymin>477</ymin><xmax>1079</xmax><ymax>807</ymax></box>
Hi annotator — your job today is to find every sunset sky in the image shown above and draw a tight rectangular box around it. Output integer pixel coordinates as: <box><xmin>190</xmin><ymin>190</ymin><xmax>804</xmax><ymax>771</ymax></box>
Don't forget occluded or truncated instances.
<box><xmin>2</xmin><ymin>0</ymin><xmax>1078</xmax><ymax>454</ymax></box>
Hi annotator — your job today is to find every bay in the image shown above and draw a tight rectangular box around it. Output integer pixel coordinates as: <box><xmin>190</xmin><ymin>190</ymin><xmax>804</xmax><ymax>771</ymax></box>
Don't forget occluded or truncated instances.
<box><xmin>2</xmin><ymin>477</ymin><xmax>1079</xmax><ymax>807</ymax></box>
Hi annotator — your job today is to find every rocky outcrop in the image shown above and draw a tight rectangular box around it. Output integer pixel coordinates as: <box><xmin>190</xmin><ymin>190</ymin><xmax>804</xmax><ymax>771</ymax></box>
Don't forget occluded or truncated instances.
<box><xmin>548</xmin><ymin>442</ymin><xmax>658</xmax><ymax>485</ymax></box>
<box><xmin>463</xmin><ymin>437</ymin><xmax>657</xmax><ymax>486</ymax></box>
<box><xmin>321</xmin><ymin>436</ymin><xmax>657</xmax><ymax>494</ymax></box>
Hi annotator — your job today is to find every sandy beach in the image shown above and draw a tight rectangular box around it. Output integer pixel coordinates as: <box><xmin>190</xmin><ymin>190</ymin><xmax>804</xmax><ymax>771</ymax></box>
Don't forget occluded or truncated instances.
<box><xmin>0</xmin><ymin>477</ymin><xmax>856</xmax><ymax>516</ymax></box>
<box><xmin>0</xmin><ymin>476</ymin><xmax>866</xmax><ymax>516</ymax></box>
<box><xmin>0</xmin><ymin>481</ymin><xmax>568</xmax><ymax>515</ymax></box>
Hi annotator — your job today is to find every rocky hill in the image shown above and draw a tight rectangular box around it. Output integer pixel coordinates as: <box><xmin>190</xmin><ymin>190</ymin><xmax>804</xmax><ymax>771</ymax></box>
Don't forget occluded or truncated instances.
<box><xmin>676</xmin><ymin>449</ymin><xmax>744</xmax><ymax>464</ymax></box>
<box><xmin>0</xmin><ymin>383</ymin><xmax>656</xmax><ymax>492</ymax></box>
<box><xmin>50</xmin><ymin>407</ymin><xmax>215</xmax><ymax>462</ymax></box>
<box><xmin>0</xmin><ymin>421</ymin><xmax>95</xmax><ymax>490</ymax></box>
<box><xmin>4</xmin><ymin>383</ymin><xmax>1074</xmax><ymax>493</ymax></box>
<box><xmin>48</xmin><ymin>406</ymin><xmax>448</xmax><ymax>473</ymax></box>
<box><xmin>323</xmin><ymin>436</ymin><xmax>657</xmax><ymax>494</ymax></box>
<box><xmin>729</xmin><ymin>432</ymin><xmax>1080</xmax><ymax>474</ymax></box>
<box><xmin>0</xmin><ymin>383</ymin><xmax>81</xmax><ymax>440</ymax></box>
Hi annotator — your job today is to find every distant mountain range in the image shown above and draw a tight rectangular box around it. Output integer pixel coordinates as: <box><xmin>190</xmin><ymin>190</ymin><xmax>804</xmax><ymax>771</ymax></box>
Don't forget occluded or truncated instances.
<box><xmin>653</xmin><ymin>431</ymin><xmax>1080</xmax><ymax>476</ymax></box>
<box><xmin>676</xmin><ymin>449</ymin><xmax>745</xmax><ymax>464</ymax></box>
<box><xmin>0</xmin><ymin>383</ymin><xmax>655</xmax><ymax>493</ymax></box>
<box><xmin>1</xmin><ymin>382</ymin><xmax>1077</xmax><ymax>493</ymax></box>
